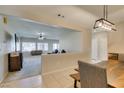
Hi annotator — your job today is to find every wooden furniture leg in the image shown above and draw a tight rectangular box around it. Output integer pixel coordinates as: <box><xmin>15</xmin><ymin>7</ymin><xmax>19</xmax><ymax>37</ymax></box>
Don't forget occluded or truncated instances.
<box><xmin>74</xmin><ymin>80</ymin><xmax>77</xmax><ymax>88</ymax></box>
<box><xmin>70</xmin><ymin>73</ymin><xmax>80</xmax><ymax>88</ymax></box>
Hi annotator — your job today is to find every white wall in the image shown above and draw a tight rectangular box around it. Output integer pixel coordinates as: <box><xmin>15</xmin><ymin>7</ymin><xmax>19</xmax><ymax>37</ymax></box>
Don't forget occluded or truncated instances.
<box><xmin>59</xmin><ymin>29</ymin><xmax>91</xmax><ymax>54</ymax></box>
<box><xmin>42</xmin><ymin>52</ymin><xmax>89</xmax><ymax>75</ymax></box>
<box><xmin>82</xmin><ymin>29</ymin><xmax>91</xmax><ymax>54</ymax></box>
<box><xmin>0</xmin><ymin>27</ymin><xmax>5</xmax><ymax>83</ymax></box>
<box><xmin>59</xmin><ymin>31</ymin><xmax>82</xmax><ymax>52</ymax></box>
<box><xmin>108</xmin><ymin>23</ymin><xmax>124</xmax><ymax>53</ymax></box>
<box><xmin>0</xmin><ymin>16</ymin><xmax>14</xmax><ymax>83</ymax></box>
<box><xmin>91</xmin><ymin>31</ymin><xmax>108</xmax><ymax>61</ymax></box>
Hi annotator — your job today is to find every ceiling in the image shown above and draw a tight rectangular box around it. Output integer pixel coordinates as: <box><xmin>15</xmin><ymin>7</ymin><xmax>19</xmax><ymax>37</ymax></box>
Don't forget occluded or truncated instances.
<box><xmin>0</xmin><ymin>5</ymin><xmax>97</xmax><ymax>31</ymax></box>
<box><xmin>6</xmin><ymin>15</ymin><xmax>79</xmax><ymax>39</ymax></box>
<box><xmin>77</xmin><ymin>5</ymin><xmax>124</xmax><ymax>18</ymax></box>
<box><xmin>0</xmin><ymin>5</ymin><xmax>124</xmax><ymax>38</ymax></box>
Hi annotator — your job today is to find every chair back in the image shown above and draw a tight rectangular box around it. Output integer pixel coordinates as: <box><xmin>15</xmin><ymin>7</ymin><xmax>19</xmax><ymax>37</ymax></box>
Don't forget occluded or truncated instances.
<box><xmin>78</xmin><ymin>61</ymin><xmax>108</xmax><ymax>88</ymax></box>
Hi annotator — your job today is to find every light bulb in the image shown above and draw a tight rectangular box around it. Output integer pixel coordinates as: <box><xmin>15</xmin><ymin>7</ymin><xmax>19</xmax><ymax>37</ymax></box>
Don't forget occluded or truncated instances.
<box><xmin>98</xmin><ymin>22</ymin><xmax>102</xmax><ymax>27</ymax></box>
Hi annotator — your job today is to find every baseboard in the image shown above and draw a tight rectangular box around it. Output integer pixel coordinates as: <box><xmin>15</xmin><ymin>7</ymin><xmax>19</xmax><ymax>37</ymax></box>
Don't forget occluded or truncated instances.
<box><xmin>0</xmin><ymin>72</ymin><xmax>8</xmax><ymax>85</ymax></box>
<box><xmin>0</xmin><ymin>80</ymin><xmax>2</xmax><ymax>84</ymax></box>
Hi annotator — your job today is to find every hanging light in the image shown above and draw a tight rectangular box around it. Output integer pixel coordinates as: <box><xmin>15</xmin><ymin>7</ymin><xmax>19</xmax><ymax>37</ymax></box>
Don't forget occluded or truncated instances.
<box><xmin>93</xmin><ymin>5</ymin><xmax>116</xmax><ymax>32</ymax></box>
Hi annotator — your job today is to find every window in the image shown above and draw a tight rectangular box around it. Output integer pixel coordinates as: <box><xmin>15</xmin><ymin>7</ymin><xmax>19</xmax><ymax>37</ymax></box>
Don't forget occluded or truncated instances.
<box><xmin>22</xmin><ymin>42</ymin><xmax>36</xmax><ymax>52</ymax></box>
<box><xmin>37</xmin><ymin>43</ymin><xmax>43</xmax><ymax>50</ymax></box>
<box><xmin>37</xmin><ymin>43</ymin><xmax>48</xmax><ymax>51</ymax></box>
<box><xmin>53</xmin><ymin>43</ymin><xmax>59</xmax><ymax>50</ymax></box>
<box><xmin>16</xmin><ymin>42</ymin><xmax>20</xmax><ymax>51</ymax></box>
<box><xmin>44</xmin><ymin>43</ymin><xmax>48</xmax><ymax>51</ymax></box>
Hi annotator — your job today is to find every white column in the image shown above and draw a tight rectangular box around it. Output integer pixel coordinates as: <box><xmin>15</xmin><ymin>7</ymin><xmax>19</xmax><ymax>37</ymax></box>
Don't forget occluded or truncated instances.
<box><xmin>91</xmin><ymin>30</ymin><xmax>108</xmax><ymax>62</ymax></box>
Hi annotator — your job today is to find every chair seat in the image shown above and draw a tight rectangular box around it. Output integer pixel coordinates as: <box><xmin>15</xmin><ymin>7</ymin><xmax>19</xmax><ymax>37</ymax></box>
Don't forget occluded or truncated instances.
<box><xmin>70</xmin><ymin>73</ymin><xmax>80</xmax><ymax>82</ymax></box>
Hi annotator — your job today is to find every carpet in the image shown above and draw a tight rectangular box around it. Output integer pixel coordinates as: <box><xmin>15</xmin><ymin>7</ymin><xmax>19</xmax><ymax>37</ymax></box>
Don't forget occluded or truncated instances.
<box><xmin>3</xmin><ymin>55</ymin><xmax>41</xmax><ymax>83</ymax></box>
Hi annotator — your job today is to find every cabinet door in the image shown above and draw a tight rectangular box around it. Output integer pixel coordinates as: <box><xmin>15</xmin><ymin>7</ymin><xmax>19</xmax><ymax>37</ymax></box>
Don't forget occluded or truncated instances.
<box><xmin>10</xmin><ymin>56</ymin><xmax>21</xmax><ymax>71</ymax></box>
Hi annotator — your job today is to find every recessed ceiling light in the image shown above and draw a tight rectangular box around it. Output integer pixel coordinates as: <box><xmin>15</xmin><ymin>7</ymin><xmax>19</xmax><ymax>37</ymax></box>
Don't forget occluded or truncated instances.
<box><xmin>57</xmin><ymin>14</ymin><xmax>64</xmax><ymax>18</ymax></box>
<box><xmin>58</xmin><ymin>14</ymin><xmax>61</xmax><ymax>16</ymax></box>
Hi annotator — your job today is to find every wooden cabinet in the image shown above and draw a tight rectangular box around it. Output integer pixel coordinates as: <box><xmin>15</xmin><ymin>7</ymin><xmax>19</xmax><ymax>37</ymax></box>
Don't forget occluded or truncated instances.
<box><xmin>108</xmin><ymin>53</ymin><xmax>118</xmax><ymax>60</ymax></box>
<box><xmin>8</xmin><ymin>52</ymin><xmax>23</xmax><ymax>72</ymax></box>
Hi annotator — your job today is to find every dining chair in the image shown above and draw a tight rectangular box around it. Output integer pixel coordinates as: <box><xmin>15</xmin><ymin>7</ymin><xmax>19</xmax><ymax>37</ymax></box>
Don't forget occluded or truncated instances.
<box><xmin>78</xmin><ymin>61</ymin><xmax>108</xmax><ymax>88</ymax></box>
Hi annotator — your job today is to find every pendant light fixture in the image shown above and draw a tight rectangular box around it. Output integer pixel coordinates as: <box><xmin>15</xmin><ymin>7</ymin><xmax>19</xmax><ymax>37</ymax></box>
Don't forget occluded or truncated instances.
<box><xmin>93</xmin><ymin>5</ymin><xmax>116</xmax><ymax>32</ymax></box>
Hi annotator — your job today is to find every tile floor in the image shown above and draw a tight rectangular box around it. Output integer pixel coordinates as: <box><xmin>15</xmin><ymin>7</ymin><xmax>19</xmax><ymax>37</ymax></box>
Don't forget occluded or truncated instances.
<box><xmin>0</xmin><ymin>68</ymin><xmax>80</xmax><ymax>88</ymax></box>
<box><xmin>0</xmin><ymin>53</ymin><xmax>81</xmax><ymax>88</ymax></box>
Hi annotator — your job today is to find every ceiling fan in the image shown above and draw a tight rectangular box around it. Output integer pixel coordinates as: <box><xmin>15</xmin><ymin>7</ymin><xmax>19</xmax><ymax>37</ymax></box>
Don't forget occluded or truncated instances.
<box><xmin>38</xmin><ymin>32</ymin><xmax>46</xmax><ymax>40</ymax></box>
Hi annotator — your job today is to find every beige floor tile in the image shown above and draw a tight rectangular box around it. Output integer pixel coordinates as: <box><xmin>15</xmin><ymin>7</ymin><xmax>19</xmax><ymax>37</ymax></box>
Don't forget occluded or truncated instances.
<box><xmin>52</xmin><ymin>72</ymin><xmax>72</xmax><ymax>87</ymax></box>
<box><xmin>1</xmin><ymin>66</ymin><xmax>77</xmax><ymax>88</ymax></box>
<box><xmin>42</xmin><ymin>74</ymin><xmax>62</xmax><ymax>88</ymax></box>
<box><xmin>1</xmin><ymin>75</ymin><xmax>42</xmax><ymax>88</ymax></box>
